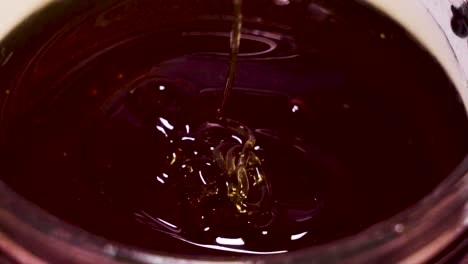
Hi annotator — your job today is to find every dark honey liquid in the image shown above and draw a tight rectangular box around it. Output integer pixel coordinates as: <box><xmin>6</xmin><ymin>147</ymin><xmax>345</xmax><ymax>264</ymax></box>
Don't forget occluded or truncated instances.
<box><xmin>1</xmin><ymin>0</ymin><xmax>467</xmax><ymax>256</ymax></box>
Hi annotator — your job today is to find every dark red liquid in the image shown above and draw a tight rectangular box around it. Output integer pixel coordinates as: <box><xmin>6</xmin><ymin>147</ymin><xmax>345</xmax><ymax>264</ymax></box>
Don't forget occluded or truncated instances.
<box><xmin>0</xmin><ymin>0</ymin><xmax>467</xmax><ymax>255</ymax></box>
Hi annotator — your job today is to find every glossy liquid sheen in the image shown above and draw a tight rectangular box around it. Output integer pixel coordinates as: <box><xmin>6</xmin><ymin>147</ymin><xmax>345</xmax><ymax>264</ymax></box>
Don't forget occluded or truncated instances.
<box><xmin>1</xmin><ymin>0</ymin><xmax>467</xmax><ymax>256</ymax></box>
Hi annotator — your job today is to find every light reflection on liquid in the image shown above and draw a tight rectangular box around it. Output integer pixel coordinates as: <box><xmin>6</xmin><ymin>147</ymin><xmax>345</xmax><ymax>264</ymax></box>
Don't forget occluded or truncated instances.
<box><xmin>159</xmin><ymin>117</ymin><xmax>174</xmax><ymax>130</ymax></box>
<box><xmin>215</xmin><ymin>237</ymin><xmax>245</xmax><ymax>246</ymax></box>
<box><xmin>290</xmin><ymin>231</ymin><xmax>308</xmax><ymax>241</ymax></box>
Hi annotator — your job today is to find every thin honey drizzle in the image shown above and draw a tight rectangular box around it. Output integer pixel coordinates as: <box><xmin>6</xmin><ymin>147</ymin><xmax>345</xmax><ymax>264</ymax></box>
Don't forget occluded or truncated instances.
<box><xmin>215</xmin><ymin>0</ymin><xmax>271</xmax><ymax>218</ymax></box>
